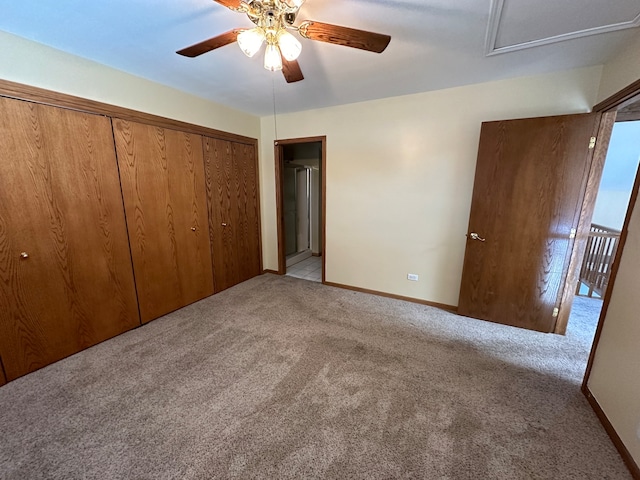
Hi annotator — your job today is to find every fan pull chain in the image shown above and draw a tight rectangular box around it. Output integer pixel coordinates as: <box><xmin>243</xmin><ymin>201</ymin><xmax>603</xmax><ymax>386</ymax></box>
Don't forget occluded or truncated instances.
<box><xmin>272</xmin><ymin>77</ymin><xmax>279</xmax><ymax>140</ymax></box>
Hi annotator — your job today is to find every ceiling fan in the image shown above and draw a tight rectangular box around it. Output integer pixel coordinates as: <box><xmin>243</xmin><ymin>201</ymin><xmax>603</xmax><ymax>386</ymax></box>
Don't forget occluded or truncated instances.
<box><xmin>177</xmin><ymin>0</ymin><xmax>391</xmax><ymax>83</ymax></box>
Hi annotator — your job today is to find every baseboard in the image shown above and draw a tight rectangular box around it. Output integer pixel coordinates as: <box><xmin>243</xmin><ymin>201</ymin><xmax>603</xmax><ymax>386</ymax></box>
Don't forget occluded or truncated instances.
<box><xmin>312</xmin><ymin>252</ymin><xmax>321</xmax><ymax>257</ymax></box>
<box><xmin>323</xmin><ymin>281</ymin><xmax>457</xmax><ymax>313</ymax></box>
<box><xmin>582</xmin><ymin>385</ymin><xmax>640</xmax><ymax>479</ymax></box>
<box><xmin>262</xmin><ymin>269</ymin><xmax>281</xmax><ymax>275</ymax></box>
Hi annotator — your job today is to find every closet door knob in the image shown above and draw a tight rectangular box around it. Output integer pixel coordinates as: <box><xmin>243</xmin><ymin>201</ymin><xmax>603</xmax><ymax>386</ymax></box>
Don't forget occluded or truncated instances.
<box><xmin>191</xmin><ymin>227</ymin><xmax>197</xmax><ymax>231</ymax></box>
<box><xmin>20</xmin><ymin>252</ymin><xmax>29</xmax><ymax>259</ymax></box>
<box><xmin>221</xmin><ymin>223</ymin><xmax>227</xmax><ymax>227</ymax></box>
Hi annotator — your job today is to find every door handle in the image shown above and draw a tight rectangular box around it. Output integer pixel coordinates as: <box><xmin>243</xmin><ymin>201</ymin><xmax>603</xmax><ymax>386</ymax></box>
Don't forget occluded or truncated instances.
<box><xmin>469</xmin><ymin>232</ymin><xmax>486</xmax><ymax>242</ymax></box>
<box><xmin>221</xmin><ymin>223</ymin><xmax>227</xmax><ymax>227</ymax></box>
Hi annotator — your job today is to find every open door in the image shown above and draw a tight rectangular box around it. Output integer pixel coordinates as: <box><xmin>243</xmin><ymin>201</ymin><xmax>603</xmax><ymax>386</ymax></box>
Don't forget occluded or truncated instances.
<box><xmin>275</xmin><ymin>136</ymin><xmax>326</xmax><ymax>281</ymax></box>
<box><xmin>458</xmin><ymin>113</ymin><xmax>612</xmax><ymax>333</ymax></box>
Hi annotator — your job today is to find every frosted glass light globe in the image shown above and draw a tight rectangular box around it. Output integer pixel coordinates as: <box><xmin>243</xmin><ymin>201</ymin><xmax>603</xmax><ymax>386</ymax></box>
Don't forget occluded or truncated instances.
<box><xmin>264</xmin><ymin>44</ymin><xmax>283</xmax><ymax>71</ymax></box>
<box><xmin>277</xmin><ymin>30</ymin><xmax>302</xmax><ymax>61</ymax></box>
<box><xmin>237</xmin><ymin>28</ymin><xmax>265</xmax><ymax>57</ymax></box>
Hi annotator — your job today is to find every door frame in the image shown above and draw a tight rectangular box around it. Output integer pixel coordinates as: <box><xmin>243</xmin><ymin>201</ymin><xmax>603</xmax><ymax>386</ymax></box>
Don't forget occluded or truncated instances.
<box><xmin>558</xmin><ymin>80</ymin><xmax>640</xmax><ymax>335</ymax></box>
<box><xmin>583</xmin><ymin>78</ymin><xmax>640</xmax><ymax>382</ymax></box>
<box><xmin>553</xmin><ymin>111</ymin><xmax>616</xmax><ymax>334</ymax></box>
<box><xmin>579</xmin><ymin>77</ymin><xmax>640</xmax><ymax>480</ymax></box>
<box><xmin>274</xmin><ymin>136</ymin><xmax>326</xmax><ymax>283</ymax></box>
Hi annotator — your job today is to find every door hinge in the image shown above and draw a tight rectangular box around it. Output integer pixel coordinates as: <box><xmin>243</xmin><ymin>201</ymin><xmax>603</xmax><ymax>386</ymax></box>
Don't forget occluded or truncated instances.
<box><xmin>552</xmin><ymin>307</ymin><xmax>559</xmax><ymax>318</ymax></box>
<box><xmin>569</xmin><ymin>228</ymin><xmax>576</xmax><ymax>239</ymax></box>
<box><xmin>588</xmin><ymin>137</ymin><xmax>596</xmax><ymax>149</ymax></box>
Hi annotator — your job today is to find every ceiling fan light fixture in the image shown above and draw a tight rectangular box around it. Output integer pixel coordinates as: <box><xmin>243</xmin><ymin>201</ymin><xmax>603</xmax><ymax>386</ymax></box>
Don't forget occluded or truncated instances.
<box><xmin>277</xmin><ymin>30</ymin><xmax>302</xmax><ymax>61</ymax></box>
<box><xmin>264</xmin><ymin>44</ymin><xmax>283</xmax><ymax>71</ymax></box>
<box><xmin>237</xmin><ymin>27</ymin><xmax>265</xmax><ymax>57</ymax></box>
<box><xmin>281</xmin><ymin>0</ymin><xmax>305</xmax><ymax>10</ymax></box>
<box><xmin>178</xmin><ymin>0</ymin><xmax>391</xmax><ymax>84</ymax></box>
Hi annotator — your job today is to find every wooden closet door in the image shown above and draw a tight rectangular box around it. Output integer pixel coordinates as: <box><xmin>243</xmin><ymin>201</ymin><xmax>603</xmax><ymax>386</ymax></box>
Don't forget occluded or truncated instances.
<box><xmin>233</xmin><ymin>142</ymin><xmax>261</xmax><ymax>283</ymax></box>
<box><xmin>204</xmin><ymin>138</ymin><xmax>240</xmax><ymax>291</ymax></box>
<box><xmin>0</xmin><ymin>97</ymin><xmax>140</xmax><ymax>381</ymax></box>
<box><xmin>113</xmin><ymin>120</ymin><xmax>213</xmax><ymax>323</ymax></box>
<box><xmin>203</xmin><ymin>138</ymin><xmax>261</xmax><ymax>292</ymax></box>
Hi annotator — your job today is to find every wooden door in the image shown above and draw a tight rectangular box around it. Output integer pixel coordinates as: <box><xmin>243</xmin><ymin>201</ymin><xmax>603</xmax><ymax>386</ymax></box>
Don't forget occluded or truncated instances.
<box><xmin>0</xmin><ymin>98</ymin><xmax>140</xmax><ymax>381</ymax></box>
<box><xmin>233</xmin><ymin>142</ymin><xmax>262</xmax><ymax>284</ymax></box>
<box><xmin>458</xmin><ymin>113</ymin><xmax>601</xmax><ymax>332</ymax></box>
<box><xmin>203</xmin><ymin>138</ymin><xmax>261</xmax><ymax>292</ymax></box>
<box><xmin>204</xmin><ymin>138</ymin><xmax>240</xmax><ymax>291</ymax></box>
<box><xmin>113</xmin><ymin>120</ymin><xmax>214</xmax><ymax>323</ymax></box>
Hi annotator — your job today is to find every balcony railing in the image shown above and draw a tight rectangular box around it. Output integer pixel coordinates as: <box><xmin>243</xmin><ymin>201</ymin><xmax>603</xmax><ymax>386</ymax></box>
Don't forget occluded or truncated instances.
<box><xmin>577</xmin><ymin>223</ymin><xmax>621</xmax><ymax>298</ymax></box>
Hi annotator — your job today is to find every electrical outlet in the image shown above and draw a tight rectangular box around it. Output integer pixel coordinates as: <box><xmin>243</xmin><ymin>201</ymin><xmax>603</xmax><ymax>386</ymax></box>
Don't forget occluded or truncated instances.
<box><xmin>407</xmin><ymin>274</ymin><xmax>419</xmax><ymax>281</ymax></box>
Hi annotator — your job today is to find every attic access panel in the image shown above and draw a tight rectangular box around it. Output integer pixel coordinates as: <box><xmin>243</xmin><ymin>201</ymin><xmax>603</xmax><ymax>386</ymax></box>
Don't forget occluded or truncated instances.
<box><xmin>487</xmin><ymin>0</ymin><xmax>640</xmax><ymax>54</ymax></box>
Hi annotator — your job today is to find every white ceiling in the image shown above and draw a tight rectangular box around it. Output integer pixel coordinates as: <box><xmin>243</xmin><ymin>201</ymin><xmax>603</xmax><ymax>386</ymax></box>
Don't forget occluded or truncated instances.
<box><xmin>1</xmin><ymin>0</ymin><xmax>639</xmax><ymax>116</ymax></box>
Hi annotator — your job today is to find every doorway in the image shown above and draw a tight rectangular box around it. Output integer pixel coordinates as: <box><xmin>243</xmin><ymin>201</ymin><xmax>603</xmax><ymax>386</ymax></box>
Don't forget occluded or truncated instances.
<box><xmin>456</xmin><ymin>106</ymin><xmax>637</xmax><ymax>336</ymax></box>
<box><xmin>284</xmin><ymin>164</ymin><xmax>313</xmax><ymax>267</ymax></box>
<box><xmin>458</xmin><ymin>113</ymin><xmax>612</xmax><ymax>333</ymax></box>
<box><xmin>275</xmin><ymin>136</ymin><xmax>326</xmax><ymax>283</ymax></box>
<box><xmin>569</xmin><ymin>102</ymin><xmax>640</xmax><ymax>337</ymax></box>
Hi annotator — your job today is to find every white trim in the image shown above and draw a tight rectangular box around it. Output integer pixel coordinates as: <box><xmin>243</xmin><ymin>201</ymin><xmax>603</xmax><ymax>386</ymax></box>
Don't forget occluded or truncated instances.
<box><xmin>484</xmin><ymin>0</ymin><xmax>505</xmax><ymax>56</ymax></box>
<box><xmin>485</xmin><ymin>0</ymin><xmax>640</xmax><ymax>57</ymax></box>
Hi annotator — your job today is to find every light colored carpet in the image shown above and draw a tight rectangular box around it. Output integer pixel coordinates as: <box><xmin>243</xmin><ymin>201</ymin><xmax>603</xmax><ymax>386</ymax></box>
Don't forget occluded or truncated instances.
<box><xmin>0</xmin><ymin>274</ymin><xmax>628</xmax><ymax>479</ymax></box>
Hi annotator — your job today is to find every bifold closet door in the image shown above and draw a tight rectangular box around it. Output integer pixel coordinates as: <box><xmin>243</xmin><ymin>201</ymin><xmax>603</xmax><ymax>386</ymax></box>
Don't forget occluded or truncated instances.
<box><xmin>233</xmin><ymin>142</ymin><xmax>261</xmax><ymax>283</ymax></box>
<box><xmin>203</xmin><ymin>137</ymin><xmax>261</xmax><ymax>292</ymax></box>
<box><xmin>0</xmin><ymin>97</ymin><xmax>140</xmax><ymax>381</ymax></box>
<box><xmin>113</xmin><ymin>120</ymin><xmax>214</xmax><ymax>323</ymax></box>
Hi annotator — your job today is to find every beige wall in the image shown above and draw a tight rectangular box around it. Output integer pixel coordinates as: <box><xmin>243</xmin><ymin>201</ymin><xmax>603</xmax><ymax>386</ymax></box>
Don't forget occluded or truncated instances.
<box><xmin>596</xmin><ymin>30</ymin><xmax>640</xmax><ymax>103</ymax></box>
<box><xmin>588</xmin><ymin>197</ymin><xmax>640</xmax><ymax>462</ymax></box>
<box><xmin>260</xmin><ymin>66</ymin><xmax>602</xmax><ymax>306</ymax></box>
<box><xmin>588</xmin><ymin>32</ymin><xmax>640</xmax><ymax>467</ymax></box>
<box><xmin>0</xmin><ymin>31</ymin><xmax>260</xmax><ymax>139</ymax></box>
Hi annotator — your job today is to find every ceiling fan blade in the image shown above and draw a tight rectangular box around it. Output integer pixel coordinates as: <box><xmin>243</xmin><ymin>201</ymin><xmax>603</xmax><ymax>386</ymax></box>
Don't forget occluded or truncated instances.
<box><xmin>213</xmin><ymin>0</ymin><xmax>244</xmax><ymax>10</ymax></box>
<box><xmin>176</xmin><ymin>29</ymin><xmax>242</xmax><ymax>58</ymax></box>
<box><xmin>298</xmin><ymin>21</ymin><xmax>391</xmax><ymax>53</ymax></box>
<box><xmin>282</xmin><ymin>58</ymin><xmax>304</xmax><ymax>83</ymax></box>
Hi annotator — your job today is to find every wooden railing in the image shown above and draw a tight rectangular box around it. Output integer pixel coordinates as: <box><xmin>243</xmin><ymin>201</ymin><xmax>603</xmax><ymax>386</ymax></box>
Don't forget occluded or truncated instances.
<box><xmin>577</xmin><ymin>223</ymin><xmax>621</xmax><ymax>298</ymax></box>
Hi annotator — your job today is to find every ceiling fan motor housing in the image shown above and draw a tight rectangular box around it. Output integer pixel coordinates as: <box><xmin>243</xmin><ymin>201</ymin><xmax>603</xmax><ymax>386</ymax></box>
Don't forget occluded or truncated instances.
<box><xmin>244</xmin><ymin>0</ymin><xmax>300</xmax><ymax>30</ymax></box>
<box><xmin>265</xmin><ymin>10</ymin><xmax>278</xmax><ymax>28</ymax></box>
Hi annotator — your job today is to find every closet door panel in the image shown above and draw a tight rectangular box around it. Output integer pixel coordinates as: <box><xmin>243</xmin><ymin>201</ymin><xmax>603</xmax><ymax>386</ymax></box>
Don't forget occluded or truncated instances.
<box><xmin>203</xmin><ymin>138</ymin><xmax>240</xmax><ymax>292</ymax></box>
<box><xmin>0</xmin><ymin>98</ymin><xmax>140</xmax><ymax>381</ymax></box>
<box><xmin>113</xmin><ymin>120</ymin><xmax>213</xmax><ymax>323</ymax></box>
<box><xmin>203</xmin><ymin>138</ymin><xmax>261</xmax><ymax>292</ymax></box>
<box><xmin>233</xmin><ymin>143</ymin><xmax>261</xmax><ymax>283</ymax></box>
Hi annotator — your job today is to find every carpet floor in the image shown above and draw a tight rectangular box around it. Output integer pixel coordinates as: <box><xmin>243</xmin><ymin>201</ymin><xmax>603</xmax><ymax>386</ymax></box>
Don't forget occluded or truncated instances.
<box><xmin>0</xmin><ymin>274</ymin><xmax>629</xmax><ymax>479</ymax></box>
